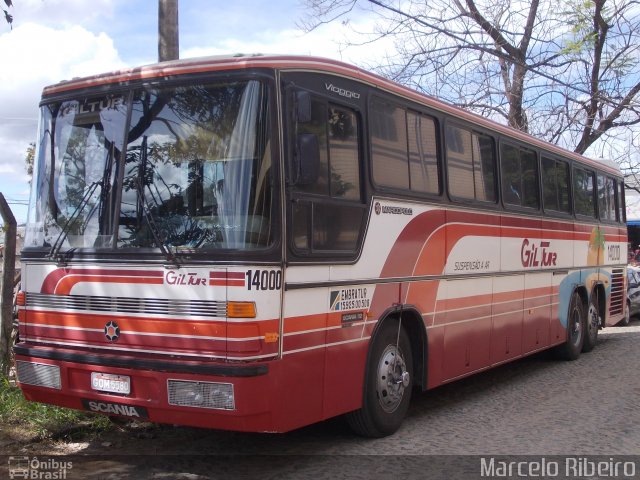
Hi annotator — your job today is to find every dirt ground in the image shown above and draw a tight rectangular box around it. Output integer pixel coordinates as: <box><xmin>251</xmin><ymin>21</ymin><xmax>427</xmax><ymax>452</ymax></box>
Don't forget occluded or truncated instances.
<box><xmin>2</xmin><ymin>325</ymin><xmax>640</xmax><ymax>479</ymax></box>
<box><xmin>0</xmin><ymin>416</ymin><xmax>396</xmax><ymax>479</ymax></box>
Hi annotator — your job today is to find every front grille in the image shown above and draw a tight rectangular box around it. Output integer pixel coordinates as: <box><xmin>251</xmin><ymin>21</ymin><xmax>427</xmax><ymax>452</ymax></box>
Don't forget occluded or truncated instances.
<box><xmin>610</xmin><ymin>268</ymin><xmax>624</xmax><ymax>316</ymax></box>
<box><xmin>16</xmin><ymin>361</ymin><xmax>61</xmax><ymax>389</ymax></box>
<box><xmin>26</xmin><ymin>293</ymin><xmax>227</xmax><ymax>318</ymax></box>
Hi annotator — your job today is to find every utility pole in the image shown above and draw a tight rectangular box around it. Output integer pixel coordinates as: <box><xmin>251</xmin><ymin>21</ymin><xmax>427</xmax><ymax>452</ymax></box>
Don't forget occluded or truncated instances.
<box><xmin>0</xmin><ymin>193</ymin><xmax>16</xmax><ymax>377</ymax></box>
<box><xmin>159</xmin><ymin>0</ymin><xmax>179</xmax><ymax>62</ymax></box>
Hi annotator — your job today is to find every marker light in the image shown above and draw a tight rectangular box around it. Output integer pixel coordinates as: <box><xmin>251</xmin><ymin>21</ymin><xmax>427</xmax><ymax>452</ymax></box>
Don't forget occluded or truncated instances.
<box><xmin>227</xmin><ymin>301</ymin><xmax>257</xmax><ymax>318</ymax></box>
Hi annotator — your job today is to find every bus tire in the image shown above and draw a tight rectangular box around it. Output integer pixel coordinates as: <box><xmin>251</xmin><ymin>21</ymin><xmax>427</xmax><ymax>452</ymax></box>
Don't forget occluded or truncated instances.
<box><xmin>582</xmin><ymin>293</ymin><xmax>600</xmax><ymax>352</ymax></box>
<box><xmin>555</xmin><ymin>292</ymin><xmax>585</xmax><ymax>360</ymax></box>
<box><xmin>346</xmin><ymin>320</ymin><xmax>413</xmax><ymax>438</ymax></box>
<box><xmin>618</xmin><ymin>301</ymin><xmax>631</xmax><ymax>326</ymax></box>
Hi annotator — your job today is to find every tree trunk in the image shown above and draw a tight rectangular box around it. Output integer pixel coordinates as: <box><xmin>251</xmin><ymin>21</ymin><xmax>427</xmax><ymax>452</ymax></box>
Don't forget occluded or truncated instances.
<box><xmin>0</xmin><ymin>193</ymin><xmax>16</xmax><ymax>377</ymax></box>
<box><xmin>159</xmin><ymin>0</ymin><xmax>179</xmax><ymax>62</ymax></box>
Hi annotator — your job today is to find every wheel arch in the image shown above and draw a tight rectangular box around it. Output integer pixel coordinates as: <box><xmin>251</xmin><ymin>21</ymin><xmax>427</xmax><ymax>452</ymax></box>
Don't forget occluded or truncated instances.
<box><xmin>574</xmin><ymin>284</ymin><xmax>589</xmax><ymax>314</ymax></box>
<box><xmin>369</xmin><ymin>304</ymin><xmax>428</xmax><ymax>391</ymax></box>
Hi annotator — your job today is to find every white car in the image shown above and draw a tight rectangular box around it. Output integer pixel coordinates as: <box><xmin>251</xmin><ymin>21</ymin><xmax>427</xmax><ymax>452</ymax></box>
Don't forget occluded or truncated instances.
<box><xmin>621</xmin><ymin>266</ymin><xmax>640</xmax><ymax>326</ymax></box>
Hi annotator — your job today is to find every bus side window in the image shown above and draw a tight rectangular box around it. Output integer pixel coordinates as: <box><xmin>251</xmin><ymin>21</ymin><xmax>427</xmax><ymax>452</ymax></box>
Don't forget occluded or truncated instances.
<box><xmin>597</xmin><ymin>174</ymin><xmax>617</xmax><ymax>222</ymax></box>
<box><xmin>500</xmin><ymin>143</ymin><xmax>539</xmax><ymax>209</ymax></box>
<box><xmin>616</xmin><ymin>180</ymin><xmax>625</xmax><ymax>223</ymax></box>
<box><xmin>446</xmin><ymin>124</ymin><xmax>496</xmax><ymax>202</ymax></box>
<box><xmin>371</xmin><ymin>97</ymin><xmax>409</xmax><ymax>190</ymax></box>
<box><xmin>407</xmin><ymin>112</ymin><xmax>439</xmax><ymax>194</ymax></box>
<box><xmin>370</xmin><ymin>97</ymin><xmax>439</xmax><ymax>195</ymax></box>
<box><xmin>573</xmin><ymin>167</ymin><xmax>596</xmax><ymax>218</ymax></box>
<box><xmin>542</xmin><ymin>157</ymin><xmax>570</xmax><ymax>214</ymax></box>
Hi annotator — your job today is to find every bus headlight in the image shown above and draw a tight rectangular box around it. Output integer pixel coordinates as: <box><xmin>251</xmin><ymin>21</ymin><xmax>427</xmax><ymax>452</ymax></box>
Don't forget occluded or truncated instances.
<box><xmin>167</xmin><ymin>380</ymin><xmax>235</xmax><ymax>410</ymax></box>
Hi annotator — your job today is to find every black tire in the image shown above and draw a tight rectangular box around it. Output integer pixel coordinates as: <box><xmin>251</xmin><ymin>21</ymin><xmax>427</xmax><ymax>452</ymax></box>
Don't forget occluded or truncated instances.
<box><xmin>346</xmin><ymin>320</ymin><xmax>413</xmax><ymax>437</ymax></box>
<box><xmin>619</xmin><ymin>301</ymin><xmax>631</xmax><ymax>326</ymax></box>
<box><xmin>555</xmin><ymin>292</ymin><xmax>585</xmax><ymax>360</ymax></box>
<box><xmin>582</xmin><ymin>292</ymin><xmax>600</xmax><ymax>352</ymax></box>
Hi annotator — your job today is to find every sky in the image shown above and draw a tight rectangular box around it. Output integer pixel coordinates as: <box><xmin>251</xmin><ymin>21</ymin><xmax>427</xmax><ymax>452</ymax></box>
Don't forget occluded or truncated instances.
<box><xmin>2</xmin><ymin>1</ymin><xmax>638</xmax><ymax>225</ymax></box>
<box><xmin>0</xmin><ymin>0</ymin><xmax>387</xmax><ymax>224</ymax></box>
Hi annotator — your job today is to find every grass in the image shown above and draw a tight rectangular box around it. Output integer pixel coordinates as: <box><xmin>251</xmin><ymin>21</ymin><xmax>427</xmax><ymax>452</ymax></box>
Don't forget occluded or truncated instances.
<box><xmin>0</xmin><ymin>375</ymin><xmax>113</xmax><ymax>440</ymax></box>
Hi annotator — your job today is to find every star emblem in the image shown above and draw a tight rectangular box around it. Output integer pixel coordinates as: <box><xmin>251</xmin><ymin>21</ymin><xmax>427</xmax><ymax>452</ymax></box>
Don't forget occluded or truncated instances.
<box><xmin>104</xmin><ymin>321</ymin><xmax>120</xmax><ymax>342</ymax></box>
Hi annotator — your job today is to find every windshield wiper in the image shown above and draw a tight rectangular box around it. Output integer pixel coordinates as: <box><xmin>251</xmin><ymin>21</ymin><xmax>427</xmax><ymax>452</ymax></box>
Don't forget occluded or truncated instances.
<box><xmin>135</xmin><ymin>177</ymin><xmax>180</xmax><ymax>268</ymax></box>
<box><xmin>49</xmin><ymin>180</ymin><xmax>102</xmax><ymax>262</ymax></box>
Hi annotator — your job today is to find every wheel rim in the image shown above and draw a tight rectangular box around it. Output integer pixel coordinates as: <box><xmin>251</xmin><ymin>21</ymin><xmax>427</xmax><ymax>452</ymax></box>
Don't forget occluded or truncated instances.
<box><xmin>570</xmin><ymin>304</ymin><xmax>582</xmax><ymax>347</ymax></box>
<box><xmin>376</xmin><ymin>344</ymin><xmax>410</xmax><ymax>413</ymax></box>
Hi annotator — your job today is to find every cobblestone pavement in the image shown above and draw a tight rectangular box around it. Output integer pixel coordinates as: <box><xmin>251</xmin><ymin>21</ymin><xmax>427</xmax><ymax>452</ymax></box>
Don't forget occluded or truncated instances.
<box><xmin>2</xmin><ymin>324</ymin><xmax>640</xmax><ymax>478</ymax></box>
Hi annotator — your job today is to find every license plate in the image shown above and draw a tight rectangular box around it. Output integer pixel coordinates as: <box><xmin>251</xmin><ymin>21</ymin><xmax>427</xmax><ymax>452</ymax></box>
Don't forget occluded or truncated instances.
<box><xmin>91</xmin><ymin>372</ymin><xmax>131</xmax><ymax>395</ymax></box>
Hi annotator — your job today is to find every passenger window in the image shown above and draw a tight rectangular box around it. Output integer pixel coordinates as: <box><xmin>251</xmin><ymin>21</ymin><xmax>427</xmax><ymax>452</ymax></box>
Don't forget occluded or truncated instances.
<box><xmin>446</xmin><ymin>125</ymin><xmax>496</xmax><ymax>202</ymax></box>
<box><xmin>500</xmin><ymin>143</ymin><xmax>539</xmax><ymax>209</ymax></box>
<box><xmin>371</xmin><ymin>97</ymin><xmax>439</xmax><ymax>194</ymax></box>
<box><xmin>542</xmin><ymin>157</ymin><xmax>570</xmax><ymax>214</ymax></box>
<box><xmin>407</xmin><ymin>111</ymin><xmax>439</xmax><ymax>194</ymax></box>
<box><xmin>573</xmin><ymin>167</ymin><xmax>596</xmax><ymax>218</ymax></box>
<box><xmin>597</xmin><ymin>174</ymin><xmax>617</xmax><ymax>222</ymax></box>
<box><xmin>371</xmin><ymin>98</ymin><xmax>409</xmax><ymax>189</ymax></box>
<box><xmin>616</xmin><ymin>181</ymin><xmax>625</xmax><ymax>223</ymax></box>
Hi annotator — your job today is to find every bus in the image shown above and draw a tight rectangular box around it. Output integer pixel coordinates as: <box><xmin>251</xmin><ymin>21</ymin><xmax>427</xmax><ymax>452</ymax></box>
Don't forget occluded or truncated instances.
<box><xmin>15</xmin><ymin>54</ymin><xmax>627</xmax><ymax>437</ymax></box>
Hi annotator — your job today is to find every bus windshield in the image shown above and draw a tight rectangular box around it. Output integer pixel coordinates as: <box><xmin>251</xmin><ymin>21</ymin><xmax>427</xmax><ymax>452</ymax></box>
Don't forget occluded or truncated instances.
<box><xmin>25</xmin><ymin>79</ymin><xmax>274</xmax><ymax>253</ymax></box>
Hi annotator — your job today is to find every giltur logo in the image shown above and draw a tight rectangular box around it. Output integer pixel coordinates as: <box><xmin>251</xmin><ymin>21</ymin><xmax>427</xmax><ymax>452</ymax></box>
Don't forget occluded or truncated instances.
<box><xmin>521</xmin><ymin>239</ymin><xmax>557</xmax><ymax>268</ymax></box>
<box><xmin>165</xmin><ymin>270</ymin><xmax>207</xmax><ymax>286</ymax></box>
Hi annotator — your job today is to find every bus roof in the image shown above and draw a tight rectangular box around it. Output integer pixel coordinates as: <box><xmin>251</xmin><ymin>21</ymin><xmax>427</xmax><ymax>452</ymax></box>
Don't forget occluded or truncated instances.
<box><xmin>42</xmin><ymin>53</ymin><xmax>621</xmax><ymax>177</ymax></box>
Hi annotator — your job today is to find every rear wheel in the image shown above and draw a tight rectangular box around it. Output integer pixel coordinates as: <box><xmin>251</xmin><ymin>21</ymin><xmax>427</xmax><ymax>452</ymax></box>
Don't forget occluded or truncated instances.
<box><xmin>619</xmin><ymin>301</ymin><xmax>631</xmax><ymax>326</ymax></box>
<box><xmin>582</xmin><ymin>293</ymin><xmax>600</xmax><ymax>352</ymax></box>
<box><xmin>555</xmin><ymin>292</ymin><xmax>585</xmax><ymax>360</ymax></box>
<box><xmin>346</xmin><ymin>320</ymin><xmax>413</xmax><ymax>437</ymax></box>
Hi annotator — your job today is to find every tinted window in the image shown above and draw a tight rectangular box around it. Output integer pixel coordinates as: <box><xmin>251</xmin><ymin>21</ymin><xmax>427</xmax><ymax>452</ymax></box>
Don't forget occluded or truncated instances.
<box><xmin>500</xmin><ymin>143</ymin><xmax>539</xmax><ymax>209</ymax></box>
<box><xmin>296</xmin><ymin>97</ymin><xmax>329</xmax><ymax>196</ymax></box>
<box><xmin>371</xmin><ymin>97</ymin><xmax>439</xmax><ymax>194</ymax></box>
<box><xmin>597</xmin><ymin>174</ymin><xmax>616</xmax><ymax>221</ymax></box>
<box><xmin>328</xmin><ymin>107</ymin><xmax>361</xmax><ymax>199</ymax></box>
<box><xmin>446</xmin><ymin>125</ymin><xmax>496</xmax><ymax>202</ymax></box>
<box><xmin>291</xmin><ymin>95</ymin><xmax>364</xmax><ymax>254</ymax></box>
<box><xmin>617</xmin><ymin>181</ymin><xmax>625</xmax><ymax>223</ymax></box>
<box><xmin>371</xmin><ymin>98</ymin><xmax>409</xmax><ymax>189</ymax></box>
<box><xmin>542</xmin><ymin>157</ymin><xmax>570</xmax><ymax>213</ymax></box>
<box><xmin>292</xmin><ymin>201</ymin><xmax>363</xmax><ymax>252</ymax></box>
<box><xmin>573</xmin><ymin>167</ymin><xmax>596</xmax><ymax>217</ymax></box>
<box><xmin>407</xmin><ymin>111</ymin><xmax>439</xmax><ymax>194</ymax></box>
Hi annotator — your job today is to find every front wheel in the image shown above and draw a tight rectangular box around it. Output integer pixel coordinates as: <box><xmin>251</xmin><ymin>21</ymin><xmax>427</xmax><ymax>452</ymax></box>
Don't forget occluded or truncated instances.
<box><xmin>346</xmin><ymin>320</ymin><xmax>413</xmax><ymax>437</ymax></box>
<box><xmin>555</xmin><ymin>292</ymin><xmax>585</xmax><ymax>360</ymax></box>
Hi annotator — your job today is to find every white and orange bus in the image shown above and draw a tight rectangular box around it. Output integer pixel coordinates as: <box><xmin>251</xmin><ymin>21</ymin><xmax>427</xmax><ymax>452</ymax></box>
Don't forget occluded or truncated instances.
<box><xmin>15</xmin><ymin>54</ymin><xmax>627</xmax><ymax>437</ymax></box>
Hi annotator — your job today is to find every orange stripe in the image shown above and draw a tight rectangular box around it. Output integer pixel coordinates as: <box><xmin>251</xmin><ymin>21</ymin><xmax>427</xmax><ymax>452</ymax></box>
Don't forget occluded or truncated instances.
<box><xmin>54</xmin><ymin>275</ymin><xmax>164</xmax><ymax>295</ymax></box>
<box><xmin>26</xmin><ymin>310</ymin><xmax>278</xmax><ymax>339</ymax></box>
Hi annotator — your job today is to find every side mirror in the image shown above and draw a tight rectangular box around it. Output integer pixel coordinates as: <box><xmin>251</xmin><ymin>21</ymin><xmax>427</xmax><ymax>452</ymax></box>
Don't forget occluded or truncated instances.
<box><xmin>295</xmin><ymin>133</ymin><xmax>320</xmax><ymax>185</ymax></box>
<box><xmin>296</xmin><ymin>90</ymin><xmax>312</xmax><ymax>124</ymax></box>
